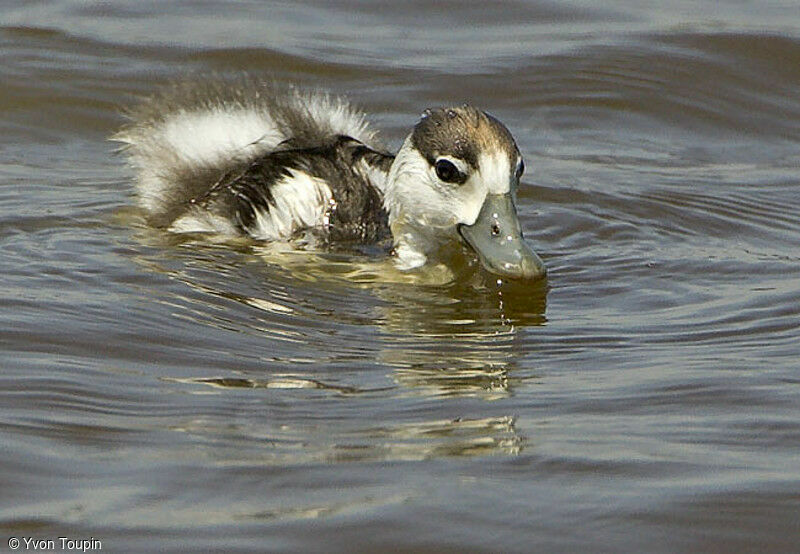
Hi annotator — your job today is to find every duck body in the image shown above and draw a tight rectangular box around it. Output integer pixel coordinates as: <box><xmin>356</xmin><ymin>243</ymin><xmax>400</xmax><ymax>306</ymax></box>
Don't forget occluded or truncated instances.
<box><xmin>114</xmin><ymin>77</ymin><xmax>546</xmax><ymax>280</ymax></box>
<box><xmin>175</xmin><ymin>133</ymin><xmax>393</xmax><ymax>245</ymax></box>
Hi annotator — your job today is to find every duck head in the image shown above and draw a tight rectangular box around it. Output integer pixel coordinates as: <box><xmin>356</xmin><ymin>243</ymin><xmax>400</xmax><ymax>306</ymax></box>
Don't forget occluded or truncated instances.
<box><xmin>383</xmin><ymin>106</ymin><xmax>546</xmax><ymax>281</ymax></box>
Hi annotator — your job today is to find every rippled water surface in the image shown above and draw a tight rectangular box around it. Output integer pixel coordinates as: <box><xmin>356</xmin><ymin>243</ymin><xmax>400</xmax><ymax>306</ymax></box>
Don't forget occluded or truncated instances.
<box><xmin>2</xmin><ymin>1</ymin><xmax>799</xmax><ymax>552</ymax></box>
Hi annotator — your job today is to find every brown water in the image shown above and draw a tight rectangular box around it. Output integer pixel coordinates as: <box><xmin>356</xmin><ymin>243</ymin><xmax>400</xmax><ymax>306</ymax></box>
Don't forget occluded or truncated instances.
<box><xmin>2</xmin><ymin>1</ymin><xmax>800</xmax><ymax>552</ymax></box>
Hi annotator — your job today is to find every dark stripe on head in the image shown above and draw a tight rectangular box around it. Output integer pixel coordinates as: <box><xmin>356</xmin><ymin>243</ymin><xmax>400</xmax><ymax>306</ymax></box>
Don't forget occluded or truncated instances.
<box><xmin>410</xmin><ymin>106</ymin><xmax>518</xmax><ymax>172</ymax></box>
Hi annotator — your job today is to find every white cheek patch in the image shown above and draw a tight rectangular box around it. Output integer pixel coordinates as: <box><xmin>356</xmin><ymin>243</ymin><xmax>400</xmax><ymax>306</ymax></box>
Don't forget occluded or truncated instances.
<box><xmin>385</xmin><ymin>143</ymin><xmax>442</xmax><ymax>221</ymax></box>
<box><xmin>477</xmin><ymin>151</ymin><xmax>513</xmax><ymax>194</ymax></box>
<box><xmin>386</xmin><ymin>143</ymin><xmax>516</xmax><ymax>230</ymax></box>
<box><xmin>447</xmin><ymin>150</ymin><xmax>514</xmax><ymax>226</ymax></box>
<box><xmin>454</xmin><ymin>177</ymin><xmax>487</xmax><ymax>226</ymax></box>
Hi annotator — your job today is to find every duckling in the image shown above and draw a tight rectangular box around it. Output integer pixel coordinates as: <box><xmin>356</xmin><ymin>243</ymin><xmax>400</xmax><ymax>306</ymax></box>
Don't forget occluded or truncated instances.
<box><xmin>113</xmin><ymin>77</ymin><xmax>546</xmax><ymax>280</ymax></box>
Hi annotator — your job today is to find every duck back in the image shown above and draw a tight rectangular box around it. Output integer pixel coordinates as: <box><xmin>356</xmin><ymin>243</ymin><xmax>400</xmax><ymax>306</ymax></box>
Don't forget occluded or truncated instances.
<box><xmin>113</xmin><ymin>77</ymin><xmax>388</xmax><ymax>238</ymax></box>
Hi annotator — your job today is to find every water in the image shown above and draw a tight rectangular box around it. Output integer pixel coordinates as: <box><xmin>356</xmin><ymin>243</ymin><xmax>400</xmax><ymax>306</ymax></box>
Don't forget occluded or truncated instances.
<box><xmin>2</xmin><ymin>1</ymin><xmax>799</xmax><ymax>551</ymax></box>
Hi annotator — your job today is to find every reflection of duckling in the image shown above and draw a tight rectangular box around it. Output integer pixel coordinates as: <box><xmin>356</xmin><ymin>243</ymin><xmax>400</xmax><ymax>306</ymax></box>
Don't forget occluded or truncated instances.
<box><xmin>114</xmin><ymin>78</ymin><xmax>545</xmax><ymax>280</ymax></box>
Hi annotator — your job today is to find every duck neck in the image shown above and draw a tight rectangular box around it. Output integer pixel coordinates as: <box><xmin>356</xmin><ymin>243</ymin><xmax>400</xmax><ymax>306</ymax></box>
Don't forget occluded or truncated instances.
<box><xmin>389</xmin><ymin>220</ymin><xmax>440</xmax><ymax>270</ymax></box>
<box><xmin>384</xmin><ymin>138</ymin><xmax>451</xmax><ymax>270</ymax></box>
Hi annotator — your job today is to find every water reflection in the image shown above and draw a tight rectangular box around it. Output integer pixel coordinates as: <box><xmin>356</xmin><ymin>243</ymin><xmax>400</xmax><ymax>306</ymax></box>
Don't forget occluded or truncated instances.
<box><xmin>170</xmin><ymin>396</ymin><xmax>523</xmax><ymax>463</ymax></box>
<box><xmin>164</xmin><ymin>376</ymin><xmax>384</xmax><ymax>395</ymax></box>
<box><xmin>375</xmin><ymin>275</ymin><xmax>547</xmax><ymax>399</ymax></box>
<box><xmin>128</xmin><ymin>227</ymin><xmax>548</xmax><ymax>400</ymax></box>
<box><xmin>326</xmin><ymin>416</ymin><xmax>523</xmax><ymax>461</ymax></box>
<box><xmin>127</xmin><ymin>231</ymin><xmax>546</xmax><ymax>460</ymax></box>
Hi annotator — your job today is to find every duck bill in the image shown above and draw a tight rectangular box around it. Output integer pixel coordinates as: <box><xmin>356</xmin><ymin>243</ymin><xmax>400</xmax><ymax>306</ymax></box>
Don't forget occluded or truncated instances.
<box><xmin>458</xmin><ymin>193</ymin><xmax>546</xmax><ymax>281</ymax></box>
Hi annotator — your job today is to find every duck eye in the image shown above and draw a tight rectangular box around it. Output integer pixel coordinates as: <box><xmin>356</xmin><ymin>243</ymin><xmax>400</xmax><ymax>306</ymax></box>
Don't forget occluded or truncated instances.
<box><xmin>515</xmin><ymin>159</ymin><xmax>525</xmax><ymax>179</ymax></box>
<box><xmin>434</xmin><ymin>159</ymin><xmax>461</xmax><ymax>183</ymax></box>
